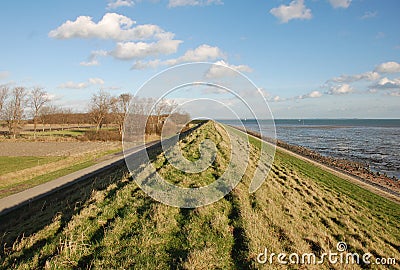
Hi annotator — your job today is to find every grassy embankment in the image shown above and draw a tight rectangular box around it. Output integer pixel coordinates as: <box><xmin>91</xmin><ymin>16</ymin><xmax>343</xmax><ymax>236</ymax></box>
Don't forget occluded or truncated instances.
<box><xmin>0</xmin><ymin>121</ymin><xmax>399</xmax><ymax>269</ymax></box>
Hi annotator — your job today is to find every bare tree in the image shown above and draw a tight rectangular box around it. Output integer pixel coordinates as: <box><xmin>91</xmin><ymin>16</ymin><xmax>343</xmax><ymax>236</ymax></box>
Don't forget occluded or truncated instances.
<box><xmin>3</xmin><ymin>87</ymin><xmax>27</xmax><ymax>138</ymax></box>
<box><xmin>89</xmin><ymin>90</ymin><xmax>112</xmax><ymax>132</ymax></box>
<box><xmin>39</xmin><ymin>104</ymin><xmax>58</xmax><ymax>131</ymax></box>
<box><xmin>60</xmin><ymin>107</ymin><xmax>73</xmax><ymax>130</ymax></box>
<box><xmin>154</xmin><ymin>99</ymin><xmax>178</xmax><ymax>135</ymax></box>
<box><xmin>29</xmin><ymin>87</ymin><xmax>49</xmax><ymax>138</ymax></box>
<box><xmin>0</xmin><ymin>86</ymin><xmax>8</xmax><ymax>114</ymax></box>
<box><xmin>111</xmin><ymin>93</ymin><xmax>133</xmax><ymax>134</ymax></box>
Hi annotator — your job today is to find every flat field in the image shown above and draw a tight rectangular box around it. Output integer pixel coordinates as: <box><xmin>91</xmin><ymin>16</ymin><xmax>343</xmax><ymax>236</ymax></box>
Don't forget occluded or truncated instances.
<box><xmin>0</xmin><ymin>141</ymin><xmax>121</xmax><ymax>198</ymax></box>
<box><xmin>0</xmin><ymin>141</ymin><xmax>119</xmax><ymax>157</ymax></box>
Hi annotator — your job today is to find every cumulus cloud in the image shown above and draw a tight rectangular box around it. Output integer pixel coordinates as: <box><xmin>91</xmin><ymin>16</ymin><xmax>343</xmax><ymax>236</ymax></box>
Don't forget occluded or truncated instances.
<box><xmin>374</xmin><ymin>61</ymin><xmax>400</xmax><ymax>74</ymax></box>
<box><xmin>297</xmin><ymin>90</ymin><xmax>323</xmax><ymax>99</ymax></box>
<box><xmin>328</xmin><ymin>0</ymin><xmax>351</xmax><ymax>9</ymax></box>
<box><xmin>131</xmin><ymin>44</ymin><xmax>225</xmax><ymax>69</ymax></box>
<box><xmin>49</xmin><ymin>13</ymin><xmax>174</xmax><ymax>41</ymax></box>
<box><xmin>329</xmin><ymin>71</ymin><xmax>380</xmax><ymax>83</ymax></box>
<box><xmin>270</xmin><ymin>0</ymin><xmax>312</xmax><ymax>23</ymax></box>
<box><xmin>58</xmin><ymin>78</ymin><xmax>105</xmax><ymax>89</ymax></box>
<box><xmin>110</xmin><ymin>39</ymin><xmax>182</xmax><ymax>60</ymax></box>
<box><xmin>107</xmin><ymin>0</ymin><xmax>134</xmax><ymax>10</ymax></box>
<box><xmin>308</xmin><ymin>90</ymin><xmax>323</xmax><ymax>98</ymax></box>
<box><xmin>205</xmin><ymin>60</ymin><xmax>252</xmax><ymax>78</ymax></box>
<box><xmin>370</xmin><ymin>77</ymin><xmax>400</xmax><ymax>90</ymax></box>
<box><xmin>0</xmin><ymin>71</ymin><xmax>10</xmax><ymax>80</ymax></box>
<box><xmin>168</xmin><ymin>0</ymin><xmax>223</xmax><ymax>8</ymax></box>
<box><xmin>50</xmin><ymin>13</ymin><xmax>182</xmax><ymax>65</ymax></box>
<box><xmin>326</xmin><ymin>84</ymin><xmax>354</xmax><ymax>95</ymax></box>
<box><xmin>171</xmin><ymin>44</ymin><xmax>225</xmax><ymax>63</ymax></box>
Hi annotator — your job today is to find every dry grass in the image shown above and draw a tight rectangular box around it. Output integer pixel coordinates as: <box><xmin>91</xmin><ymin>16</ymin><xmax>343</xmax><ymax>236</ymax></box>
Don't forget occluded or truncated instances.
<box><xmin>0</xmin><ymin>121</ymin><xmax>398</xmax><ymax>269</ymax></box>
<box><xmin>0</xmin><ymin>143</ymin><xmax>122</xmax><ymax>198</ymax></box>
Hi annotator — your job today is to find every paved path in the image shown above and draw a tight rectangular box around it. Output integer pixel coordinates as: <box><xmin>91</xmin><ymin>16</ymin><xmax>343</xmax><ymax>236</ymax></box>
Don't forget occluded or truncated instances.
<box><xmin>0</xmin><ymin>142</ymin><xmax>158</xmax><ymax>216</ymax></box>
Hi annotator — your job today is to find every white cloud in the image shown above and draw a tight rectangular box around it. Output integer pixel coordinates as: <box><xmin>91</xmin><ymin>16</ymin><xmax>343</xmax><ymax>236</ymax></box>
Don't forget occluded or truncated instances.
<box><xmin>49</xmin><ymin>13</ymin><xmax>174</xmax><ymax>41</ymax></box>
<box><xmin>88</xmin><ymin>78</ymin><xmax>105</xmax><ymax>85</ymax></box>
<box><xmin>58</xmin><ymin>77</ymin><xmax>105</xmax><ymax>89</ymax></box>
<box><xmin>171</xmin><ymin>44</ymin><xmax>225</xmax><ymax>63</ymax></box>
<box><xmin>271</xmin><ymin>96</ymin><xmax>287</xmax><ymax>102</ymax></box>
<box><xmin>375</xmin><ymin>61</ymin><xmax>400</xmax><ymax>74</ymax></box>
<box><xmin>50</xmin><ymin>13</ymin><xmax>182</xmax><ymax>65</ymax></box>
<box><xmin>0</xmin><ymin>71</ymin><xmax>10</xmax><ymax>80</ymax></box>
<box><xmin>110</xmin><ymin>39</ymin><xmax>182</xmax><ymax>60</ymax></box>
<box><xmin>328</xmin><ymin>0</ymin><xmax>351</xmax><ymax>9</ymax></box>
<box><xmin>80</xmin><ymin>50</ymin><xmax>108</xmax><ymax>66</ymax></box>
<box><xmin>295</xmin><ymin>90</ymin><xmax>323</xmax><ymax>100</ymax></box>
<box><xmin>205</xmin><ymin>60</ymin><xmax>252</xmax><ymax>78</ymax></box>
<box><xmin>309</xmin><ymin>91</ymin><xmax>322</xmax><ymax>98</ymax></box>
<box><xmin>361</xmin><ymin>11</ymin><xmax>377</xmax><ymax>19</ymax></box>
<box><xmin>329</xmin><ymin>71</ymin><xmax>380</xmax><ymax>83</ymax></box>
<box><xmin>107</xmin><ymin>0</ymin><xmax>134</xmax><ymax>10</ymax></box>
<box><xmin>168</xmin><ymin>0</ymin><xmax>223</xmax><ymax>8</ymax></box>
<box><xmin>326</xmin><ymin>84</ymin><xmax>354</xmax><ymax>95</ymax></box>
<box><xmin>270</xmin><ymin>0</ymin><xmax>312</xmax><ymax>23</ymax></box>
<box><xmin>307</xmin><ymin>90</ymin><xmax>323</xmax><ymax>98</ymax></box>
<box><xmin>370</xmin><ymin>77</ymin><xmax>400</xmax><ymax>90</ymax></box>
<box><xmin>131</xmin><ymin>44</ymin><xmax>225</xmax><ymax>69</ymax></box>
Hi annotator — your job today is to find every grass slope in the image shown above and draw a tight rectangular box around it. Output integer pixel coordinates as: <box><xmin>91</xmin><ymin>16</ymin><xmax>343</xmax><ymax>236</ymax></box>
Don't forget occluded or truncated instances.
<box><xmin>0</xmin><ymin>121</ymin><xmax>398</xmax><ymax>269</ymax></box>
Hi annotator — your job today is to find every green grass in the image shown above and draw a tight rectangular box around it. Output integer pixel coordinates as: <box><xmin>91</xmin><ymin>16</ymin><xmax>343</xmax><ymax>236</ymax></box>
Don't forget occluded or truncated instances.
<box><xmin>21</xmin><ymin>129</ymin><xmax>87</xmax><ymax>138</ymax></box>
<box><xmin>0</xmin><ymin>160</ymin><xmax>95</xmax><ymax>199</ymax></box>
<box><xmin>0</xmin><ymin>148</ymin><xmax>122</xmax><ymax>199</ymax></box>
<box><xmin>0</xmin><ymin>121</ymin><xmax>399</xmax><ymax>269</ymax></box>
<box><xmin>0</xmin><ymin>156</ymin><xmax>65</xmax><ymax>175</ymax></box>
<box><xmin>281</xmin><ymin>150</ymin><xmax>400</xmax><ymax>208</ymax></box>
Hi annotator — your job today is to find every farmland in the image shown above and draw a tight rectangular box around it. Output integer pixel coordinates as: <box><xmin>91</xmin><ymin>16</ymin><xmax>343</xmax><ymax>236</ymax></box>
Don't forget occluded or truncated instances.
<box><xmin>0</xmin><ymin>141</ymin><xmax>121</xmax><ymax>198</ymax></box>
<box><xmin>0</xmin><ymin>121</ymin><xmax>399</xmax><ymax>269</ymax></box>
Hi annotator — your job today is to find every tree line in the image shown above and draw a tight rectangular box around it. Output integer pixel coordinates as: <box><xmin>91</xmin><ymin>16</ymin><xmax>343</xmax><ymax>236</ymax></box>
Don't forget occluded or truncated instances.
<box><xmin>0</xmin><ymin>86</ymin><xmax>189</xmax><ymax>139</ymax></box>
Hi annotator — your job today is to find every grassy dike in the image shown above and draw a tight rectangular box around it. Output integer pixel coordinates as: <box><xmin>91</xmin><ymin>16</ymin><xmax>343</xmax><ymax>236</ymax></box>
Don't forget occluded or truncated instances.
<box><xmin>0</xmin><ymin>121</ymin><xmax>399</xmax><ymax>269</ymax></box>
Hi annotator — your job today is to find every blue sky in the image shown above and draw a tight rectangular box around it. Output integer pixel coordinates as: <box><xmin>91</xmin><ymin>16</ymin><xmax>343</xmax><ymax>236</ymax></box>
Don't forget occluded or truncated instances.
<box><xmin>0</xmin><ymin>0</ymin><xmax>399</xmax><ymax>118</ymax></box>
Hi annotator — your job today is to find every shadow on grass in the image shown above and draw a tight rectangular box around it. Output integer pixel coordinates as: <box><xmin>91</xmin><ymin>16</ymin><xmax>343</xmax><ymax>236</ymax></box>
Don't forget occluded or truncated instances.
<box><xmin>0</xmin><ymin>122</ymin><xmax>206</xmax><ymax>262</ymax></box>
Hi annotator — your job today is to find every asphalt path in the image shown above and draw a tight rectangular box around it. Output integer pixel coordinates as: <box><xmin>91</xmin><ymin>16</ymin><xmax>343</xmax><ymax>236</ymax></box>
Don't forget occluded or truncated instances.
<box><xmin>0</xmin><ymin>141</ymin><xmax>158</xmax><ymax>216</ymax></box>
